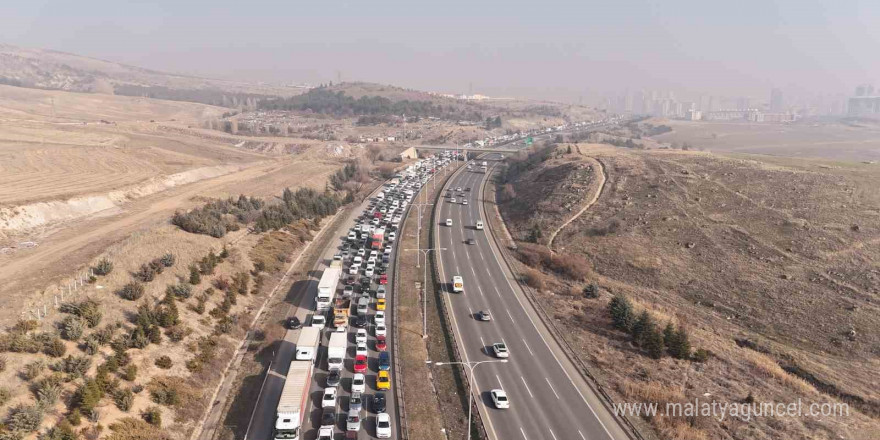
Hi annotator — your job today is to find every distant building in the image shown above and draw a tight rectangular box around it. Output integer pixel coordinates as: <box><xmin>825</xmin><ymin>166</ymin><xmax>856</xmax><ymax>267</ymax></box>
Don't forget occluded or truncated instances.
<box><xmin>686</xmin><ymin>109</ymin><xmax>702</xmax><ymax>121</ymax></box>
<box><xmin>848</xmin><ymin>85</ymin><xmax>880</xmax><ymax>119</ymax></box>
<box><xmin>770</xmin><ymin>88</ymin><xmax>784</xmax><ymax>113</ymax></box>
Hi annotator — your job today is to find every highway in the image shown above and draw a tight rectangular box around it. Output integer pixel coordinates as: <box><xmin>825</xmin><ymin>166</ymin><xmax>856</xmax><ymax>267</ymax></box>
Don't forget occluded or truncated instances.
<box><xmin>432</xmin><ymin>156</ymin><xmax>631</xmax><ymax>440</ymax></box>
<box><xmin>244</xmin><ymin>184</ymin><xmax>402</xmax><ymax>440</ymax></box>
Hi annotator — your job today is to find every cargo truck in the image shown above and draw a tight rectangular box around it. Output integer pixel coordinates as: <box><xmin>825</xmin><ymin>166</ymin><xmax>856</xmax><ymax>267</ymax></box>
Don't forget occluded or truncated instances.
<box><xmin>294</xmin><ymin>327</ymin><xmax>320</xmax><ymax>360</ymax></box>
<box><xmin>327</xmin><ymin>332</ymin><xmax>347</xmax><ymax>371</ymax></box>
<box><xmin>333</xmin><ymin>297</ymin><xmax>351</xmax><ymax>329</ymax></box>
<box><xmin>273</xmin><ymin>361</ymin><xmax>313</xmax><ymax>440</ymax></box>
<box><xmin>371</xmin><ymin>227</ymin><xmax>385</xmax><ymax>250</ymax></box>
<box><xmin>316</xmin><ymin>267</ymin><xmax>342</xmax><ymax>311</ymax></box>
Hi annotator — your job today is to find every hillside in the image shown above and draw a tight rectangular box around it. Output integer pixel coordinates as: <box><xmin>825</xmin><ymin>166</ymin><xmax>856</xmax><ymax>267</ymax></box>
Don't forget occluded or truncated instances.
<box><xmin>0</xmin><ymin>43</ymin><xmax>300</xmax><ymax>99</ymax></box>
<box><xmin>495</xmin><ymin>142</ymin><xmax>880</xmax><ymax>440</ymax></box>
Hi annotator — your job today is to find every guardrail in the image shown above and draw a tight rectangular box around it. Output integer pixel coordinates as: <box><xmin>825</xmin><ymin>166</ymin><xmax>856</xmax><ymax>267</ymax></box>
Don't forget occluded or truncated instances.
<box><xmin>391</xmin><ymin>196</ymin><xmax>410</xmax><ymax>440</ymax></box>
<box><xmin>429</xmin><ymin>163</ymin><xmax>490</xmax><ymax>440</ymax></box>
<box><xmin>480</xmin><ymin>162</ymin><xmax>650</xmax><ymax>440</ymax></box>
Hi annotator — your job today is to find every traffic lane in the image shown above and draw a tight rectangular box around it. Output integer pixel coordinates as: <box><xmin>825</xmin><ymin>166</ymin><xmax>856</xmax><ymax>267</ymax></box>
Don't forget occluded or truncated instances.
<box><xmin>447</xmin><ymin>168</ymin><xmax>614</xmax><ymax>440</ymax></box>
<box><xmin>467</xmin><ymin>166</ymin><xmax>619</xmax><ymax>440</ymax></box>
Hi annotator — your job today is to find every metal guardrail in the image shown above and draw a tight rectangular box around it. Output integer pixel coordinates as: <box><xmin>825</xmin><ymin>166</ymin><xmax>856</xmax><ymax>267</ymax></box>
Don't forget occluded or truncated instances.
<box><xmin>391</xmin><ymin>196</ymin><xmax>410</xmax><ymax>440</ymax></box>
<box><xmin>480</xmin><ymin>162</ymin><xmax>649</xmax><ymax>440</ymax></box>
<box><xmin>429</xmin><ymin>163</ymin><xmax>490</xmax><ymax>440</ymax></box>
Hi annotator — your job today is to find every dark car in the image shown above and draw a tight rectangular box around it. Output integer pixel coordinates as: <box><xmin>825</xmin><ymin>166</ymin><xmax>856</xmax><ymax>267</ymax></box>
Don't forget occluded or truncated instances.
<box><xmin>327</xmin><ymin>369</ymin><xmax>341</xmax><ymax>387</ymax></box>
<box><xmin>345</xmin><ymin>275</ymin><xmax>357</xmax><ymax>285</ymax></box>
<box><xmin>320</xmin><ymin>407</ymin><xmax>336</xmax><ymax>429</ymax></box>
<box><xmin>465</xmin><ymin>238</ymin><xmax>476</xmax><ymax>245</ymax></box>
<box><xmin>378</xmin><ymin>351</ymin><xmax>391</xmax><ymax>371</ymax></box>
<box><xmin>465</xmin><ymin>187</ymin><xmax>471</xmax><ymax>191</ymax></box>
<box><xmin>478</xmin><ymin>310</ymin><xmax>491</xmax><ymax>321</ymax></box>
<box><xmin>353</xmin><ymin>314</ymin><xmax>368</xmax><ymax>328</ymax></box>
<box><xmin>287</xmin><ymin>316</ymin><xmax>302</xmax><ymax>329</ymax></box>
<box><xmin>360</xmin><ymin>277</ymin><xmax>372</xmax><ymax>289</ymax></box>
<box><xmin>373</xmin><ymin>392</ymin><xmax>387</xmax><ymax>413</ymax></box>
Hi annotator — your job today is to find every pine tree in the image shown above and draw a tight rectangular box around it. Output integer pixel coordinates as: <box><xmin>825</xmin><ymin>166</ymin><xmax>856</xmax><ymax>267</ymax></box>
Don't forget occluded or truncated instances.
<box><xmin>663</xmin><ymin>322</ymin><xmax>676</xmax><ymax>349</ymax></box>
<box><xmin>631</xmin><ymin>311</ymin><xmax>654</xmax><ymax>347</ymax></box>
<box><xmin>670</xmin><ymin>326</ymin><xmax>692</xmax><ymax>360</ymax></box>
<box><xmin>644</xmin><ymin>327</ymin><xmax>665</xmax><ymax>359</ymax></box>
<box><xmin>608</xmin><ymin>294</ymin><xmax>635</xmax><ymax>332</ymax></box>
<box><xmin>189</xmin><ymin>265</ymin><xmax>201</xmax><ymax>285</ymax></box>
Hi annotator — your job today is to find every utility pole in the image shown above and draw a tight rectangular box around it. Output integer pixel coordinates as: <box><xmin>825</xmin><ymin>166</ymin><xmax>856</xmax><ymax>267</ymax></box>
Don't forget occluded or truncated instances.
<box><xmin>427</xmin><ymin>359</ymin><xmax>508</xmax><ymax>439</ymax></box>
<box><xmin>405</xmin><ymin>247</ymin><xmax>445</xmax><ymax>337</ymax></box>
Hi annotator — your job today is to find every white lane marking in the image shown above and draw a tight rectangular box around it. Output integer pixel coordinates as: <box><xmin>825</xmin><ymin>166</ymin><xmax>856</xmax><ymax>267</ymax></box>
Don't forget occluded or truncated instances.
<box><xmin>545</xmin><ymin>377</ymin><xmax>560</xmax><ymax>399</ymax></box>
<box><xmin>520</xmin><ymin>427</ymin><xmax>528</xmax><ymax>440</ymax></box>
<box><xmin>579</xmin><ymin>430</ymin><xmax>587</xmax><ymax>440</ymax></box>
<box><xmin>480</xmin><ymin>336</ymin><xmax>486</xmax><ymax>352</ymax></box>
<box><xmin>468</xmin><ymin>306</ymin><xmax>473</xmax><ymax>317</ymax></box>
<box><xmin>495</xmin><ymin>374</ymin><xmax>505</xmax><ymax>390</ymax></box>
<box><xmin>477</xmin><ymin>168</ymin><xmax>617</xmax><ymax>440</ymax></box>
<box><xmin>520</xmin><ymin>376</ymin><xmax>534</xmax><ymax>398</ymax></box>
<box><xmin>523</xmin><ymin>339</ymin><xmax>534</xmax><ymax>356</ymax></box>
<box><xmin>506</xmin><ymin>308</ymin><xmax>514</xmax><ymax>321</ymax></box>
<box><xmin>549</xmin><ymin>428</ymin><xmax>558</xmax><ymax>440</ymax></box>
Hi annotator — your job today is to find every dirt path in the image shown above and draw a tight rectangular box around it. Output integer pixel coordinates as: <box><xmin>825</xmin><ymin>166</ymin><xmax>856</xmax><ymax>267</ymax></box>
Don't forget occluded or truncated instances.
<box><xmin>547</xmin><ymin>156</ymin><xmax>607</xmax><ymax>252</ymax></box>
<box><xmin>0</xmin><ymin>157</ymin><xmax>335</xmax><ymax>325</ymax></box>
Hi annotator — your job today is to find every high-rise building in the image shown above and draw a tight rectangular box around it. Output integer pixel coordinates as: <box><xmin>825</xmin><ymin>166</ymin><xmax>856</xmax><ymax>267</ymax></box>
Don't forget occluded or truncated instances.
<box><xmin>770</xmin><ymin>88</ymin><xmax>784</xmax><ymax>112</ymax></box>
<box><xmin>848</xmin><ymin>85</ymin><xmax>880</xmax><ymax>118</ymax></box>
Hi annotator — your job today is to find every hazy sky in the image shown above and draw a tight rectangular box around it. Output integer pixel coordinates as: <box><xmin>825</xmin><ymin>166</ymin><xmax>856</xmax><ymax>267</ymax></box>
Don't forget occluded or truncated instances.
<box><xmin>2</xmin><ymin>0</ymin><xmax>878</xmax><ymax>102</ymax></box>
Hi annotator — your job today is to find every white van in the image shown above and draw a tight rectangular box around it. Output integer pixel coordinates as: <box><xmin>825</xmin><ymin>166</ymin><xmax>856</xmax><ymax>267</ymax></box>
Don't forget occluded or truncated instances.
<box><xmin>445</xmin><ymin>219</ymin><xmax>453</xmax><ymax>227</ymax></box>
<box><xmin>476</xmin><ymin>221</ymin><xmax>484</xmax><ymax>230</ymax></box>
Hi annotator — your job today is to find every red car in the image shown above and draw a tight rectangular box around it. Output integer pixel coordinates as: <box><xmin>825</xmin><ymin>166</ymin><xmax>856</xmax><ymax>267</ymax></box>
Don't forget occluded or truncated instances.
<box><xmin>354</xmin><ymin>355</ymin><xmax>368</xmax><ymax>373</ymax></box>
<box><xmin>375</xmin><ymin>335</ymin><xmax>387</xmax><ymax>351</ymax></box>
<box><xmin>344</xmin><ymin>275</ymin><xmax>357</xmax><ymax>285</ymax></box>
<box><xmin>379</xmin><ymin>274</ymin><xmax>388</xmax><ymax>285</ymax></box>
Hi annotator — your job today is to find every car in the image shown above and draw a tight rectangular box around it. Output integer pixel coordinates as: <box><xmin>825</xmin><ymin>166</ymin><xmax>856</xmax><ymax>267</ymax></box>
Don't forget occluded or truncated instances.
<box><xmin>334</xmin><ymin>322</ymin><xmax>347</xmax><ymax>333</ymax></box>
<box><xmin>375</xmin><ymin>335</ymin><xmax>387</xmax><ymax>351</ymax></box>
<box><xmin>355</xmin><ymin>341</ymin><xmax>368</xmax><ymax>357</ymax></box>
<box><xmin>491</xmin><ymin>389</ymin><xmax>509</xmax><ymax>409</ymax></box>
<box><xmin>388</xmin><ymin>232</ymin><xmax>396</xmax><ymax>241</ymax></box>
<box><xmin>376</xmin><ymin>412</ymin><xmax>392</xmax><ymax>438</ymax></box>
<box><xmin>376</xmin><ymin>370</ymin><xmax>391</xmax><ymax>390</ymax></box>
<box><xmin>355</xmin><ymin>329</ymin><xmax>368</xmax><ymax>344</ymax></box>
<box><xmin>346</xmin><ymin>409</ymin><xmax>362</xmax><ymax>432</ymax></box>
<box><xmin>492</xmin><ymin>342</ymin><xmax>509</xmax><ymax>358</ymax></box>
<box><xmin>343</xmin><ymin>285</ymin><xmax>355</xmax><ymax>296</ymax></box>
<box><xmin>445</xmin><ymin>218</ymin><xmax>453</xmax><ymax>226</ymax></box>
<box><xmin>320</xmin><ymin>407</ymin><xmax>336</xmax><ymax>429</ymax></box>
<box><xmin>451</xmin><ymin>198</ymin><xmax>456</xmax><ymax>203</ymax></box>
<box><xmin>374</xmin><ymin>311</ymin><xmax>385</xmax><ymax>325</ymax></box>
<box><xmin>370</xmin><ymin>250</ymin><xmax>378</xmax><ymax>259</ymax></box>
<box><xmin>373</xmin><ymin>392</ymin><xmax>387</xmax><ymax>413</ymax></box>
<box><xmin>456</xmin><ymin>187</ymin><xmax>462</xmax><ymax>191</ymax></box>
<box><xmin>376</xmin><ymin>298</ymin><xmax>386</xmax><ymax>311</ymax></box>
<box><xmin>354</xmin><ymin>355</ymin><xmax>368</xmax><ymax>373</ymax></box>
<box><xmin>351</xmin><ymin>374</ymin><xmax>366</xmax><ymax>394</ymax></box>
<box><xmin>379</xmin><ymin>274</ymin><xmax>388</xmax><ymax>285</ymax></box>
<box><xmin>365</xmin><ymin>267</ymin><xmax>374</xmax><ymax>277</ymax></box>
<box><xmin>287</xmin><ymin>316</ymin><xmax>302</xmax><ymax>329</ymax></box>
<box><xmin>462</xmin><ymin>199</ymin><xmax>468</xmax><ymax>205</ymax></box>
<box><xmin>375</xmin><ymin>324</ymin><xmax>387</xmax><ymax>337</ymax></box>
<box><xmin>348</xmin><ymin>391</ymin><xmax>363</xmax><ymax>413</ymax></box>
<box><xmin>348</xmin><ymin>265</ymin><xmax>359</xmax><ymax>275</ymax></box>
<box><xmin>378</xmin><ymin>351</ymin><xmax>391</xmax><ymax>371</ymax></box>
<box><xmin>360</xmin><ymin>277</ymin><xmax>372</xmax><ymax>289</ymax></box>
<box><xmin>345</xmin><ymin>275</ymin><xmax>357</xmax><ymax>285</ymax></box>
<box><xmin>326</xmin><ymin>369</ymin><xmax>341</xmax><ymax>387</ymax></box>
<box><xmin>478</xmin><ymin>310</ymin><xmax>491</xmax><ymax>321</ymax></box>
<box><xmin>353</xmin><ymin>314</ymin><xmax>368</xmax><ymax>328</ymax></box>
<box><xmin>357</xmin><ymin>249</ymin><xmax>366</xmax><ymax>257</ymax></box>
<box><xmin>376</xmin><ymin>286</ymin><xmax>387</xmax><ymax>299</ymax></box>
<box><xmin>311</xmin><ymin>315</ymin><xmax>326</xmax><ymax>329</ymax></box>
<box><xmin>476</xmin><ymin>221</ymin><xmax>484</xmax><ymax>230</ymax></box>
<box><xmin>322</xmin><ymin>387</ymin><xmax>337</xmax><ymax>407</ymax></box>
<box><xmin>383</xmin><ymin>246</ymin><xmax>392</xmax><ymax>255</ymax></box>
<box><xmin>466</xmin><ymin>187</ymin><xmax>471</xmax><ymax>192</ymax></box>
<box><xmin>465</xmin><ymin>238</ymin><xmax>476</xmax><ymax>245</ymax></box>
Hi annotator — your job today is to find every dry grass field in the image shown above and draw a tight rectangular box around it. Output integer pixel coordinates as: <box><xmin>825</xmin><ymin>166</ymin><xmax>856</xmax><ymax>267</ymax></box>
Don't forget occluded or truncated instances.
<box><xmin>651</xmin><ymin>119</ymin><xmax>880</xmax><ymax>162</ymax></box>
<box><xmin>496</xmin><ymin>143</ymin><xmax>880</xmax><ymax>440</ymax></box>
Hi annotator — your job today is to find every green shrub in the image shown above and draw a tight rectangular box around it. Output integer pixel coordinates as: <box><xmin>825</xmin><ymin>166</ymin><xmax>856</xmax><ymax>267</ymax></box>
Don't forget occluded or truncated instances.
<box><xmin>60</xmin><ymin>316</ymin><xmax>86</xmax><ymax>341</ymax></box>
<box><xmin>135</xmin><ymin>263</ymin><xmax>156</xmax><ymax>283</ymax></box>
<box><xmin>60</xmin><ymin>299</ymin><xmax>103</xmax><ymax>328</ymax></box>
<box><xmin>0</xmin><ymin>387</ymin><xmax>14</xmax><ymax>407</ymax></box>
<box><xmin>11</xmin><ymin>320</ymin><xmax>39</xmax><ymax>335</ymax></box>
<box><xmin>231</xmin><ymin>271</ymin><xmax>250</xmax><ymax>296</ymax></box>
<box><xmin>36</xmin><ymin>381</ymin><xmax>62</xmax><ymax>406</ymax></box>
<box><xmin>165</xmin><ymin>325</ymin><xmax>190</xmax><ymax>343</ymax></box>
<box><xmin>583</xmin><ymin>282</ymin><xmax>599</xmax><ymax>298</ymax></box>
<box><xmin>154</xmin><ymin>356</ymin><xmax>173</xmax><ymax>369</ymax></box>
<box><xmin>22</xmin><ymin>360</ymin><xmax>45</xmax><ymax>381</ymax></box>
<box><xmin>121</xmin><ymin>365</ymin><xmax>137</xmax><ymax>382</ymax></box>
<box><xmin>608</xmin><ymin>294</ymin><xmax>635</xmax><ymax>332</ymax></box>
<box><xmin>142</xmin><ymin>406</ymin><xmax>162</xmax><ymax>427</ymax></box>
<box><xmin>117</xmin><ymin>282</ymin><xmax>145</xmax><ymax>301</ymax></box>
<box><xmin>93</xmin><ymin>259</ymin><xmax>114</xmax><ymax>276</ymax></box>
<box><xmin>159</xmin><ymin>253</ymin><xmax>176</xmax><ymax>267</ymax></box>
<box><xmin>166</xmin><ymin>283</ymin><xmax>192</xmax><ymax>300</ymax></box>
<box><xmin>114</xmin><ymin>388</ymin><xmax>134</xmax><ymax>411</ymax></box>
<box><xmin>692</xmin><ymin>348</ymin><xmax>711</xmax><ymax>363</ymax></box>
<box><xmin>149</xmin><ymin>383</ymin><xmax>179</xmax><ymax>406</ymax></box>
<box><xmin>81</xmin><ymin>336</ymin><xmax>101</xmax><ymax>356</ymax></box>
<box><xmin>73</xmin><ymin>378</ymin><xmax>105</xmax><ymax>413</ymax></box>
<box><xmin>41</xmin><ymin>420</ymin><xmax>79</xmax><ymax>440</ymax></box>
<box><xmin>188</xmin><ymin>265</ymin><xmax>201</xmax><ymax>285</ymax></box>
<box><xmin>55</xmin><ymin>355</ymin><xmax>92</xmax><ymax>378</ymax></box>
<box><xmin>67</xmin><ymin>408</ymin><xmax>82</xmax><ymax>426</ymax></box>
<box><xmin>6</xmin><ymin>404</ymin><xmax>44</xmax><ymax>432</ymax></box>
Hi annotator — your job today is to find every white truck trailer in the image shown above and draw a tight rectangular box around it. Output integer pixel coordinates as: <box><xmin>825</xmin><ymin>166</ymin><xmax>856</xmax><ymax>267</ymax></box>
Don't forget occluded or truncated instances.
<box><xmin>327</xmin><ymin>331</ymin><xmax>347</xmax><ymax>371</ymax></box>
<box><xmin>273</xmin><ymin>361</ymin><xmax>313</xmax><ymax>440</ymax></box>
<box><xmin>294</xmin><ymin>327</ymin><xmax>321</xmax><ymax>361</ymax></box>
<box><xmin>316</xmin><ymin>267</ymin><xmax>342</xmax><ymax>311</ymax></box>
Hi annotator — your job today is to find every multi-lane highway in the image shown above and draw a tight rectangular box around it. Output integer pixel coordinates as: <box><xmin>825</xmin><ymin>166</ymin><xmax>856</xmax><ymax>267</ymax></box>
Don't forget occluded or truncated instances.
<box><xmin>433</xmin><ymin>156</ymin><xmax>631</xmax><ymax>440</ymax></box>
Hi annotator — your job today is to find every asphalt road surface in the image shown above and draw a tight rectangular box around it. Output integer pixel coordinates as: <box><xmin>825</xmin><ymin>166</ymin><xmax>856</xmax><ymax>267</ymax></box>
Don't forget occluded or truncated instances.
<box><xmin>432</xmin><ymin>156</ymin><xmax>631</xmax><ymax>440</ymax></box>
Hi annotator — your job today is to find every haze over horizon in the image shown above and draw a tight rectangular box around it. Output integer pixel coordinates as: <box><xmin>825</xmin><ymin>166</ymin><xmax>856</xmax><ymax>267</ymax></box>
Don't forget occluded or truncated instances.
<box><xmin>2</xmin><ymin>0</ymin><xmax>879</xmax><ymax>103</ymax></box>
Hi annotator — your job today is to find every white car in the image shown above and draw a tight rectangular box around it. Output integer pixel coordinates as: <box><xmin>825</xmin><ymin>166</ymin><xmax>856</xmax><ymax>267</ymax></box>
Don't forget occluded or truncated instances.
<box><xmin>376</xmin><ymin>286</ymin><xmax>387</xmax><ymax>299</ymax></box>
<box><xmin>388</xmin><ymin>232</ymin><xmax>396</xmax><ymax>241</ymax></box>
<box><xmin>356</xmin><ymin>341</ymin><xmax>368</xmax><ymax>357</ymax></box>
<box><xmin>348</xmin><ymin>265</ymin><xmax>359</xmax><ymax>275</ymax></box>
<box><xmin>365</xmin><ymin>267</ymin><xmax>375</xmax><ymax>277</ymax></box>
<box><xmin>376</xmin><ymin>412</ymin><xmax>392</xmax><ymax>438</ymax></box>
<box><xmin>370</xmin><ymin>250</ymin><xmax>378</xmax><ymax>259</ymax></box>
<box><xmin>351</xmin><ymin>373</ymin><xmax>366</xmax><ymax>394</ymax></box>
<box><xmin>356</xmin><ymin>249</ymin><xmax>365</xmax><ymax>257</ymax></box>
<box><xmin>491</xmin><ymin>389</ymin><xmax>509</xmax><ymax>409</ymax></box>
<box><xmin>462</xmin><ymin>199</ymin><xmax>468</xmax><ymax>205</ymax></box>
<box><xmin>492</xmin><ymin>342</ymin><xmax>509</xmax><ymax>358</ymax></box>
<box><xmin>355</xmin><ymin>329</ymin><xmax>368</xmax><ymax>344</ymax></box>
<box><xmin>383</xmin><ymin>247</ymin><xmax>392</xmax><ymax>255</ymax></box>
<box><xmin>445</xmin><ymin>219</ymin><xmax>453</xmax><ymax>226</ymax></box>
<box><xmin>322</xmin><ymin>387</ymin><xmax>337</xmax><ymax>407</ymax></box>
<box><xmin>451</xmin><ymin>198</ymin><xmax>456</xmax><ymax>203</ymax></box>
<box><xmin>311</xmin><ymin>315</ymin><xmax>326</xmax><ymax>329</ymax></box>
<box><xmin>375</xmin><ymin>324</ymin><xmax>387</xmax><ymax>337</ymax></box>
<box><xmin>374</xmin><ymin>311</ymin><xmax>385</xmax><ymax>325</ymax></box>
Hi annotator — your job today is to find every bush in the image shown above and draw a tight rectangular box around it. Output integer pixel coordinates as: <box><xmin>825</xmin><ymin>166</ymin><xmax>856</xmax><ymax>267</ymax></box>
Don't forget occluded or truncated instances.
<box><xmin>67</xmin><ymin>409</ymin><xmax>82</xmax><ymax>426</ymax></box>
<box><xmin>40</xmin><ymin>336</ymin><xmax>66</xmax><ymax>358</ymax></box>
<box><xmin>583</xmin><ymin>282</ymin><xmax>600</xmax><ymax>298</ymax></box>
<box><xmin>212</xmin><ymin>277</ymin><xmax>230</xmax><ymax>291</ymax></box>
<box><xmin>188</xmin><ymin>265</ymin><xmax>201</xmax><ymax>285</ymax></box>
<box><xmin>93</xmin><ymin>259</ymin><xmax>114</xmax><ymax>276</ymax></box>
<box><xmin>692</xmin><ymin>348</ymin><xmax>711</xmax><ymax>363</ymax></box>
<box><xmin>520</xmin><ymin>267</ymin><xmax>546</xmax><ymax>290</ymax></box>
<box><xmin>36</xmin><ymin>380</ymin><xmax>62</xmax><ymax>406</ymax></box>
<box><xmin>142</xmin><ymin>406</ymin><xmax>162</xmax><ymax>427</ymax></box>
<box><xmin>668</xmin><ymin>325</ymin><xmax>692</xmax><ymax>360</ymax></box>
<box><xmin>114</xmin><ymin>388</ymin><xmax>134</xmax><ymax>411</ymax></box>
<box><xmin>22</xmin><ymin>360</ymin><xmax>45</xmax><ymax>381</ymax></box>
<box><xmin>81</xmin><ymin>335</ymin><xmax>101</xmax><ymax>356</ymax></box>
<box><xmin>154</xmin><ymin>356</ymin><xmax>173</xmax><ymax>369</ymax></box>
<box><xmin>159</xmin><ymin>253</ymin><xmax>175</xmax><ymax>267</ymax></box>
<box><xmin>191</xmin><ymin>296</ymin><xmax>207</xmax><ymax>315</ymax></box>
<box><xmin>60</xmin><ymin>299</ymin><xmax>103</xmax><ymax>328</ymax></box>
<box><xmin>166</xmin><ymin>283</ymin><xmax>192</xmax><ymax>300</ymax></box>
<box><xmin>121</xmin><ymin>365</ymin><xmax>137</xmax><ymax>382</ymax></box>
<box><xmin>6</xmin><ymin>404</ymin><xmax>44</xmax><ymax>432</ymax></box>
<box><xmin>165</xmin><ymin>325</ymin><xmax>190</xmax><ymax>343</ymax></box>
<box><xmin>0</xmin><ymin>356</ymin><xmax>6</xmax><ymax>373</ymax></box>
<box><xmin>60</xmin><ymin>316</ymin><xmax>86</xmax><ymax>341</ymax></box>
<box><xmin>0</xmin><ymin>387</ymin><xmax>13</xmax><ymax>407</ymax></box>
<box><xmin>149</xmin><ymin>383</ymin><xmax>179</xmax><ymax>406</ymax></box>
<box><xmin>608</xmin><ymin>294</ymin><xmax>635</xmax><ymax>332</ymax></box>
<box><xmin>41</xmin><ymin>420</ymin><xmax>78</xmax><ymax>440</ymax></box>
<box><xmin>56</xmin><ymin>355</ymin><xmax>92</xmax><ymax>378</ymax></box>
<box><xmin>73</xmin><ymin>378</ymin><xmax>104</xmax><ymax>414</ymax></box>
<box><xmin>117</xmin><ymin>282</ymin><xmax>145</xmax><ymax>301</ymax></box>
<box><xmin>135</xmin><ymin>264</ymin><xmax>156</xmax><ymax>283</ymax></box>
<box><xmin>231</xmin><ymin>272</ymin><xmax>250</xmax><ymax>296</ymax></box>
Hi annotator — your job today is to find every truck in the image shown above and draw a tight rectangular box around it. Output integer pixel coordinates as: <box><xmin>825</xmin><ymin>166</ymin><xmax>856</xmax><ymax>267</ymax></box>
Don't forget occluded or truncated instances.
<box><xmin>316</xmin><ymin>267</ymin><xmax>342</xmax><ymax>311</ymax></box>
<box><xmin>371</xmin><ymin>227</ymin><xmax>386</xmax><ymax>250</ymax></box>
<box><xmin>452</xmin><ymin>275</ymin><xmax>464</xmax><ymax>293</ymax></box>
<box><xmin>295</xmin><ymin>327</ymin><xmax>320</xmax><ymax>360</ymax></box>
<box><xmin>327</xmin><ymin>332</ymin><xmax>347</xmax><ymax>371</ymax></box>
<box><xmin>333</xmin><ymin>296</ymin><xmax>352</xmax><ymax>329</ymax></box>
<box><xmin>273</xmin><ymin>361</ymin><xmax>313</xmax><ymax>440</ymax></box>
